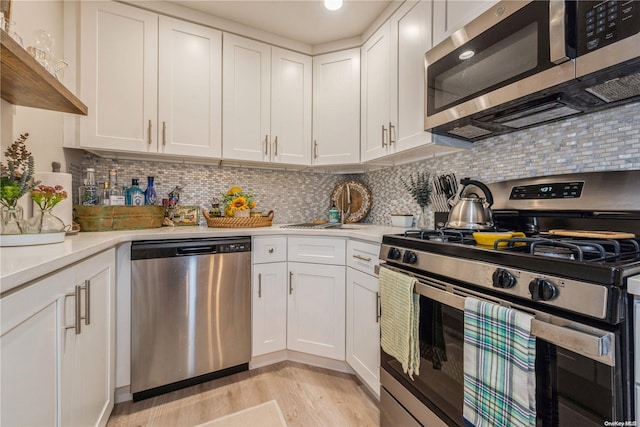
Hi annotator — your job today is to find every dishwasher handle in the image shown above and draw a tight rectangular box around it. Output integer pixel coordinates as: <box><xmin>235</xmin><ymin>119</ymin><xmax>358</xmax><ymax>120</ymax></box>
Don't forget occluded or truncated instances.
<box><xmin>176</xmin><ymin>246</ymin><xmax>218</xmax><ymax>255</ymax></box>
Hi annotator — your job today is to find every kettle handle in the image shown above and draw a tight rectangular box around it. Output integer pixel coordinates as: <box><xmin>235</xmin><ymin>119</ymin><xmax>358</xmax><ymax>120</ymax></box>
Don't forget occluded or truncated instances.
<box><xmin>460</xmin><ymin>178</ymin><xmax>494</xmax><ymax>207</ymax></box>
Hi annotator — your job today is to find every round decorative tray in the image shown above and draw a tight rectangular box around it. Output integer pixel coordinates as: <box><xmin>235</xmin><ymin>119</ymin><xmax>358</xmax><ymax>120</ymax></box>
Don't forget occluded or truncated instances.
<box><xmin>0</xmin><ymin>232</ymin><xmax>66</xmax><ymax>247</ymax></box>
<box><xmin>330</xmin><ymin>180</ymin><xmax>372</xmax><ymax>223</ymax></box>
<box><xmin>202</xmin><ymin>210</ymin><xmax>274</xmax><ymax>228</ymax></box>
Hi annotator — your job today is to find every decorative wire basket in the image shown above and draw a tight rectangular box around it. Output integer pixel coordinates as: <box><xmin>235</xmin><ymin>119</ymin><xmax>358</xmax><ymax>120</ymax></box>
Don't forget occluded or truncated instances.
<box><xmin>202</xmin><ymin>210</ymin><xmax>274</xmax><ymax>228</ymax></box>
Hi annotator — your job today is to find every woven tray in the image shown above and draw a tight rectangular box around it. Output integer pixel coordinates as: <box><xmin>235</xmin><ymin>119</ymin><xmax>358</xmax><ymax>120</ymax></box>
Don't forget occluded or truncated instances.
<box><xmin>74</xmin><ymin>205</ymin><xmax>166</xmax><ymax>231</ymax></box>
<box><xmin>202</xmin><ymin>209</ymin><xmax>274</xmax><ymax>228</ymax></box>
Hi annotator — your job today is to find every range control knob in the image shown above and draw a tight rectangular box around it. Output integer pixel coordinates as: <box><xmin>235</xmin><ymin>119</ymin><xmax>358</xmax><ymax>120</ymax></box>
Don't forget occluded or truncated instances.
<box><xmin>528</xmin><ymin>278</ymin><xmax>558</xmax><ymax>302</ymax></box>
<box><xmin>402</xmin><ymin>250</ymin><xmax>418</xmax><ymax>264</ymax></box>
<box><xmin>387</xmin><ymin>247</ymin><xmax>402</xmax><ymax>260</ymax></box>
<box><xmin>492</xmin><ymin>268</ymin><xmax>516</xmax><ymax>289</ymax></box>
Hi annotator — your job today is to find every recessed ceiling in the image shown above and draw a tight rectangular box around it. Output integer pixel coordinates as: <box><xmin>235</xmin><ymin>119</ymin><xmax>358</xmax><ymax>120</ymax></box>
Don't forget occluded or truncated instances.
<box><xmin>166</xmin><ymin>1</ymin><xmax>394</xmax><ymax>46</ymax></box>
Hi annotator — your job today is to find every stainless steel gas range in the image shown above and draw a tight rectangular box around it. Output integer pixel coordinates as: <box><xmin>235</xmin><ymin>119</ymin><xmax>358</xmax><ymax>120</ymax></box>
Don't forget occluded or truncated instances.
<box><xmin>379</xmin><ymin>171</ymin><xmax>640</xmax><ymax>427</ymax></box>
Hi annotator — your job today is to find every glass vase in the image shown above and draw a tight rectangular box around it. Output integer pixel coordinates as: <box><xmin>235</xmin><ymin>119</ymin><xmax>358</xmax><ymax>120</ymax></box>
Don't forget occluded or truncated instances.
<box><xmin>1</xmin><ymin>205</ymin><xmax>26</xmax><ymax>235</ymax></box>
<box><xmin>145</xmin><ymin>176</ymin><xmax>157</xmax><ymax>205</ymax></box>
<box><xmin>417</xmin><ymin>205</ymin><xmax>430</xmax><ymax>229</ymax></box>
<box><xmin>28</xmin><ymin>207</ymin><xmax>66</xmax><ymax>234</ymax></box>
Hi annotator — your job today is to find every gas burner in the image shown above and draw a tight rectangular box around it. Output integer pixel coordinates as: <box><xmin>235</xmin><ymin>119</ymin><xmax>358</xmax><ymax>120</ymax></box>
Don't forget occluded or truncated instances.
<box><xmin>403</xmin><ymin>229</ymin><xmax>476</xmax><ymax>244</ymax></box>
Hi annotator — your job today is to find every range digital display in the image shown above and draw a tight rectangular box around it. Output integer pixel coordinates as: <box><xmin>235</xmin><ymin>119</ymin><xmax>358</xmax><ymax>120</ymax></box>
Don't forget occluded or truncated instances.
<box><xmin>509</xmin><ymin>182</ymin><xmax>584</xmax><ymax>199</ymax></box>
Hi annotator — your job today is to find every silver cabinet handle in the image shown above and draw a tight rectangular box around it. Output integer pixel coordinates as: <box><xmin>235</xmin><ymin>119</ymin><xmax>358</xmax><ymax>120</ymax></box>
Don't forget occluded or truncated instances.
<box><xmin>65</xmin><ymin>285</ymin><xmax>82</xmax><ymax>335</ymax></box>
<box><xmin>376</xmin><ymin>291</ymin><xmax>380</xmax><ymax>323</ymax></box>
<box><xmin>289</xmin><ymin>271</ymin><xmax>293</xmax><ymax>295</ymax></box>
<box><xmin>381</xmin><ymin>125</ymin><xmax>387</xmax><ymax>147</ymax></box>
<box><xmin>264</xmin><ymin>135</ymin><xmax>269</xmax><ymax>156</ymax></box>
<box><xmin>352</xmin><ymin>254</ymin><xmax>372</xmax><ymax>262</ymax></box>
<box><xmin>83</xmin><ymin>280</ymin><xmax>90</xmax><ymax>326</ymax></box>
<box><xmin>162</xmin><ymin>121</ymin><xmax>167</xmax><ymax>146</ymax></box>
<box><xmin>313</xmin><ymin>140</ymin><xmax>318</xmax><ymax>159</ymax></box>
<box><xmin>148</xmin><ymin>120</ymin><xmax>152</xmax><ymax>145</ymax></box>
<box><xmin>258</xmin><ymin>273</ymin><xmax>262</xmax><ymax>298</ymax></box>
<box><xmin>274</xmin><ymin>136</ymin><xmax>278</xmax><ymax>156</ymax></box>
<box><xmin>268</xmin><ymin>248</ymin><xmax>274</xmax><ymax>254</ymax></box>
<box><xmin>389</xmin><ymin>122</ymin><xmax>395</xmax><ymax>145</ymax></box>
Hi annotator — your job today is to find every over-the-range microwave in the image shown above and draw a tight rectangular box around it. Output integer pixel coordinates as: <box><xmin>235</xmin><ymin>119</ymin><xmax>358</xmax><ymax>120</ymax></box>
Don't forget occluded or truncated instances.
<box><xmin>424</xmin><ymin>0</ymin><xmax>640</xmax><ymax>141</ymax></box>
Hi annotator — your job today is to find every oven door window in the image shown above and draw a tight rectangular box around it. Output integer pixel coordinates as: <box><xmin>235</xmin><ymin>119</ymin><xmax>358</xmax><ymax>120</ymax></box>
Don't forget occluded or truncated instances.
<box><xmin>382</xmin><ymin>295</ymin><xmax>466</xmax><ymax>425</ymax></box>
<box><xmin>427</xmin><ymin>1</ymin><xmax>556</xmax><ymax>116</ymax></box>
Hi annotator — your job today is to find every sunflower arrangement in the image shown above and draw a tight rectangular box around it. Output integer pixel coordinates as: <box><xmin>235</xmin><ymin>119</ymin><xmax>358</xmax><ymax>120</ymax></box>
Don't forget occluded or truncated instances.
<box><xmin>220</xmin><ymin>186</ymin><xmax>257</xmax><ymax>217</ymax></box>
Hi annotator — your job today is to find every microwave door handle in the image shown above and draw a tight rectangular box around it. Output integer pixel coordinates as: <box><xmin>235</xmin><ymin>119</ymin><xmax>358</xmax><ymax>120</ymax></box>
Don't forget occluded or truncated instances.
<box><xmin>549</xmin><ymin>0</ymin><xmax>570</xmax><ymax>64</ymax></box>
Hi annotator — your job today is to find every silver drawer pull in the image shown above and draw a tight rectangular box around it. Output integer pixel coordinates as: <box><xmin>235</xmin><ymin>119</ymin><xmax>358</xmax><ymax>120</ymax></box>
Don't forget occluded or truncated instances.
<box><xmin>352</xmin><ymin>254</ymin><xmax>372</xmax><ymax>262</ymax></box>
<box><xmin>268</xmin><ymin>248</ymin><xmax>274</xmax><ymax>254</ymax></box>
<box><xmin>289</xmin><ymin>271</ymin><xmax>293</xmax><ymax>295</ymax></box>
<box><xmin>376</xmin><ymin>291</ymin><xmax>380</xmax><ymax>323</ymax></box>
<box><xmin>64</xmin><ymin>285</ymin><xmax>82</xmax><ymax>335</ymax></box>
<box><xmin>258</xmin><ymin>273</ymin><xmax>262</xmax><ymax>298</ymax></box>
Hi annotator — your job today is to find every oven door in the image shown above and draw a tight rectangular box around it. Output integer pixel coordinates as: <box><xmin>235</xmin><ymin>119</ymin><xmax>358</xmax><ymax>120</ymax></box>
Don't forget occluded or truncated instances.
<box><xmin>424</xmin><ymin>0</ymin><xmax>576</xmax><ymax>135</ymax></box>
<box><xmin>380</xmin><ymin>268</ymin><xmax>621</xmax><ymax>427</ymax></box>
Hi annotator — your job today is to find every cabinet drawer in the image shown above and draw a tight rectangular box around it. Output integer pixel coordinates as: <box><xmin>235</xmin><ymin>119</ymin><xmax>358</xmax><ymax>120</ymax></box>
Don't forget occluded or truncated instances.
<box><xmin>288</xmin><ymin>237</ymin><xmax>345</xmax><ymax>265</ymax></box>
<box><xmin>253</xmin><ymin>236</ymin><xmax>287</xmax><ymax>264</ymax></box>
<box><xmin>347</xmin><ymin>240</ymin><xmax>380</xmax><ymax>276</ymax></box>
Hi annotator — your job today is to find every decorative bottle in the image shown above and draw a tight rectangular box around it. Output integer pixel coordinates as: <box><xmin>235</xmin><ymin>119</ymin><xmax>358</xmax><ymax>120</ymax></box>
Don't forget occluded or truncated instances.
<box><xmin>127</xmin><ymin>179</ymin><xmax>145</xmax><ymax>206</ymax></box>
<box><xmin>328</xmin><ymin>201</ymin><xmax>339</xmax><ymax>224</ymax></box>
<box><xmin>144</xmin><ymin>176</ymin><xmax>157</xmax><ymax>205</ymax></box>
<box><xmin>79</xmin><ymin>168</ymin><xmax>99</xmax><ymax>205</ymax></box>
<box><xmin>101</xmin><ymin>182</ymin><xmax>111</xmax><ymax>205</ymax></box>
<box><xmin>108</xmin><ymin>169</ymin><xmax>125</xmax><ymax>205</ymax></box>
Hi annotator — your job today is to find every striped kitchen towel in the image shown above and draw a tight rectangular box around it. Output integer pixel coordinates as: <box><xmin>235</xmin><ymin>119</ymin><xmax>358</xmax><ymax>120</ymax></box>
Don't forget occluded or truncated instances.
<box><xmin>379</xmin><ymin>266</ymin><xmax>420</xmax><ymax>379</ymax></box>
<box><xmin>463</xmin><ymin>298</ymin><xmax>536</xmax><ymax>427</ymax></box>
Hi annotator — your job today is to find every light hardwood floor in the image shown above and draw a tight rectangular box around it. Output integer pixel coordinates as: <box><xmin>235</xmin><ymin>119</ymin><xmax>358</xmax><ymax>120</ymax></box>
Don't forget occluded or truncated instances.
<box><xmin>107</xmin><ymin>361</ymin><xmax>380</xmax><ymax>427</ymax></box>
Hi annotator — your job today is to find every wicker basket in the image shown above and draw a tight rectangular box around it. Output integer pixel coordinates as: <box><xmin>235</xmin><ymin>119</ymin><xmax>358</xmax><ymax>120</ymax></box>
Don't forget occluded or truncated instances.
<box><xmin>74</xmin><ymin>205</ymin><xmax>166</xmax><ymax>231</ymax></box>
<box><xmin>202</xmin><ymin>209</ymin><xmax>274</xmax><ymax>228</ymax></box>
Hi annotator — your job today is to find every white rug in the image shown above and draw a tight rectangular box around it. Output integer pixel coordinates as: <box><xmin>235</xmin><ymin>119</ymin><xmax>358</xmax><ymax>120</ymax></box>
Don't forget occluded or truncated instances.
<box><xmin>196</xmin><ymin>400</ymin><xmax>287</xmax><ymax>427</ymax></box>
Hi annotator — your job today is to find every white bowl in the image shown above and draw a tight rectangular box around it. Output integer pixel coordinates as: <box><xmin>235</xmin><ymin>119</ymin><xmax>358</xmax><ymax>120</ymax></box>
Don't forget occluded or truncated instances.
<box><xmin>391</xmin><ymin>214</ymin><xmax>414</xmax><ymax>228</ymax></box>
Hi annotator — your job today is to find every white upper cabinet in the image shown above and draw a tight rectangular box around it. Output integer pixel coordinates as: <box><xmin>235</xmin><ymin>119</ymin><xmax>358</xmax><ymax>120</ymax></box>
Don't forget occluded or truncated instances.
<box><xmin>223</xmin><ymin>34</ymin><xmax>312</xmax><ymax>166</ymax></box>
<box><xmin>79</xmin><ymin>2</ymin><xmax>222</xmax><ymax>158</ymax></box>
<box><xmin>432</xmin><ymin>0</ymin><xmax>500</xmax><ymax>47</ymax></box>
<box><xmin>361</xmin><ymin>20</ymin><xmax>391</xmax><ymax>162</ymax></box>
<box><xmin>80</xmin><ymin>1</ymin><xmax>158</xmax><ymax>153</ymax></box>
<box><xmin>312</xmin><ymin>49</ymin><xmax>361</xmax><ymax>165</ymax></box>
<box><xmin>361</xmin><ymin>1</ymin><xmax>436</xmax><ymax>163</ymax></box>
<box><xmin>158</xmin><ymin>16</ymin><xmax>222</xmax><ymax>157</ymax></box>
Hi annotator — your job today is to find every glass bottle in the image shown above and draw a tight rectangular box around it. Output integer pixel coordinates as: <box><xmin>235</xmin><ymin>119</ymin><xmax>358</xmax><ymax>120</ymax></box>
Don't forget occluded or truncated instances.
<box><xmin>1</xmin><ymin>204</ymin><xmax>26</xmax><ymax>234</ymax></box>
<box><xmin>101</xmin><ymin>182</ymin><xmax>111</xmax><ymax>205</ymax></box>
<box><xmin>108</xmin><ymin>169</ymin><xmax>125</xmax><ymax>205</ymax></box>
<box><xmin>328</xmin><ymin>201</ymin><xmax>339</xmax><ymax>224</ymax></box>
<box><xmin>127</xmin><ymin>179</ymin><xmax>145</xmax><ymax>206</ymax></box>
<box><xmin>144</xmin><ymin>176</ymin><xmax>157</xmax><ymax>205</ymax></box>
<box><xmin>79</xmin><ymin>168</ymin><xmax>99</xmax><ymax>205</ymax></box>
<box><xmin>27</xmin><ymin>207</ymin><xmax>65</xmax><ymax>233</ymax></box>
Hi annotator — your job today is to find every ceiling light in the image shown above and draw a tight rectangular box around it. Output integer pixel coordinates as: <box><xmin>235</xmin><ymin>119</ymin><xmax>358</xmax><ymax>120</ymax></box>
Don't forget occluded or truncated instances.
<box><xmin>459</xmin><ymin>50</ymin><xmax>475</xmax><ymax>60</ymax></box>
<box><xmin>324</xmin><ymin>0</ymin><xmax>343</xmax><ymax>11</ymax></box>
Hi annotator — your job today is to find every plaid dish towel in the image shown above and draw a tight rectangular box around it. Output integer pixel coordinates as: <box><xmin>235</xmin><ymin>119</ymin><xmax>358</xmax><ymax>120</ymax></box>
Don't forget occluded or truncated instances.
<box><xmin>463</xmin><ymin>298</ymin><xmax>536</xmax><ymax>427</ymax></box>
<box><xmin>379</xmin><ymin>266</ymin><xmax>420</xmax><ymax>379</ymax></box>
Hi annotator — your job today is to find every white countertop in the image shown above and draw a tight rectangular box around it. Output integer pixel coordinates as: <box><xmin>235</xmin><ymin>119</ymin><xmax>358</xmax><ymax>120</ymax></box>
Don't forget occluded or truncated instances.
<box><xmin>0</xmin><ymin>224</ymin><xmax>404</xmax><ymax>294</ymax></box>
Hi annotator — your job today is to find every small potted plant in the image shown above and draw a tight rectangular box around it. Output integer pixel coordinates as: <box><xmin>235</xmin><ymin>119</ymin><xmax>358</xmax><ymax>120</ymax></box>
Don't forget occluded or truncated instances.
<box><xmin>29</xmin><ymin>185</ymin><xmax>68</xmax><ymax>233</ymax></box>
<box><xmin>400</xmin><ymin>171</ymin><xmax>432</xmax><ymax>229</ymax></box>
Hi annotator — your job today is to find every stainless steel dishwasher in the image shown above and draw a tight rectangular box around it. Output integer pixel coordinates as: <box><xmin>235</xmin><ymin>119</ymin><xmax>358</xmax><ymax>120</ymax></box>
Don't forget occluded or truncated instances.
<box><xmin>130</xmin><ymin>237</ymin><xmax>251</xmax><ymax>400</ymax></box>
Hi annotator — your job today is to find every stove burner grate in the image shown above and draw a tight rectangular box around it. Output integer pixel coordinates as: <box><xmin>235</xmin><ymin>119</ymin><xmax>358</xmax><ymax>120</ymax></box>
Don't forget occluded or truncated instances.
<box><xmin>495</xmin><ymin>237</ymin><xmax>640</xmax><ymax>262</ymax></box>
<box><xmin>404</xmin><ymin>229</ymin><xmax>476</xmax><ymax>244</ymax></box>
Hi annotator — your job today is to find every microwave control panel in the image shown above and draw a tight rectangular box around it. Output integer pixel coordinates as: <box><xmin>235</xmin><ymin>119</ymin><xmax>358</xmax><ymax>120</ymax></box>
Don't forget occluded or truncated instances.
<box><xmin>509</xmin><ymin>182</ymin><xmax>585</xmax><ymax>199</ymax></box>
<box><xmin>577</xmin><ymin>0</ymin><xmax>639</xmax><ymax>55</ymax></box>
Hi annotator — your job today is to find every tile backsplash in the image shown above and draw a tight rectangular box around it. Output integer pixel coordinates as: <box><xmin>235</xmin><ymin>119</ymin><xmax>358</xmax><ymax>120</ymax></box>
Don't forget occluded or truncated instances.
<box><xmin>75</xmin><ymin>102</ymin><xmax>639</xmax><ymax>226</ymax></box>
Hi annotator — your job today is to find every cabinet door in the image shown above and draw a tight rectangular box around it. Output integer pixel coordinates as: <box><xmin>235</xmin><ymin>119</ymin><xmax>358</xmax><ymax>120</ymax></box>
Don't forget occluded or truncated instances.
<box><xmin>390</xmin><ymin>1</ymin><xmax>433</xmax><ymax>154</ymax></box>
<box><xmin>287</xmin><ymin>262</ymin><xmax>345</xmax><ymax>360</ymax></box>
<box><xmin>346</xmin><ymin>268</ymin><xmax>380</xmax><ymax>397</ymax></box>
<box><xmin>252</xmin><ymin>262</ymin><xmax>288</xmax><ymax>356</ymax></box>
<box><xmin>222</xmin><ymin>33</ymin><xmax>271</xmax><ymax>162</ymax></box>
<box><xmin>271</xmin><ymin>47</ymin><xmax>312</xmax><ymax>166</ymax></box>
<box><xmin>158</xmin><ymin>16</ymin><xmax>222</xmax><ymax>158</ymax></box>
<box><xmin>1</xmin><ymin>268</ymin><xmax>72</xmax><ymax>427</ymax></box>
<box><xmin>312</xmin><ymin>49</ymin><xmax>360</xmax><ymax>165</ymax></box>
<box><xmin>432</xmin><ymin>0</ymin><xmax>499</xmax><ymax>47</ymax></box>
<box><xmin>80</xmin><ymin>1</ymin><xmax>158</xmax><ymax>152</ymax></box>
<box><xmin>361</xmin><ymin>21</ymin><xmax>391</xmax><ymax>162</ymax></box>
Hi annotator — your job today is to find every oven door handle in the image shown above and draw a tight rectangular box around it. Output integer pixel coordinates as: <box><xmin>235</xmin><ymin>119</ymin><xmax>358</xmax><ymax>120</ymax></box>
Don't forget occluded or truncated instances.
<box><xmin>415</xmin><ymin>280</ymin><xmax>615</xmax><ymax>366</ymax></box>
<box><xmin>530</xmin><ymin>320</ymin><xmax>614</xmax><ymax>366</ymax></box>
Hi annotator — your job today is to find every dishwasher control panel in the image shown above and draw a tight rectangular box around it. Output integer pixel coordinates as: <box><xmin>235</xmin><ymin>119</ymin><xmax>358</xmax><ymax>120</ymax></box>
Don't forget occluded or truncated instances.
<box><xmin>132</xmin><ymin>237</ymin><xmax>252</xmax><ymax>260</ymax></box>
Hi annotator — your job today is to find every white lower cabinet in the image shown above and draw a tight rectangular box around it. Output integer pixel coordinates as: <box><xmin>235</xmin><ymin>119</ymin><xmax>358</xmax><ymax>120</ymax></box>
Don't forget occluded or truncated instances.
<box><xmin>287</xmin><ymin>262</ymin><xmax>346</xmax><ymax>360</ymax></box>
<box><xmin>252</xmin><ymin>262</ymin><xmax>288</xmax><ymax>356</ymax></box>
<box><xmin>1</xmin><ymin>249</ymin><xmax>115</xmax><ymax>427</ymax></box>
<box><xmin>346</xmin><ymin>240</ymin><xmax>381</xmax><ymax>397</ymax></box>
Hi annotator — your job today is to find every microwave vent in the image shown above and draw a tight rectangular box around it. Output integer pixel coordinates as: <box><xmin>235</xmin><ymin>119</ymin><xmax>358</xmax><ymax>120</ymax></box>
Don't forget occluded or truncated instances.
<box><xmin>447</xmin><ymin>125</ymin><xmax>493</xmax><ymax>139</ymax></box>
<box><xmin>585</xmin><ymin>73</ymin><xmax>640</xmax><ymax>103</ymax></box>
<box><xmin>498</xmin><ymin>104</ymin><xmax>581</xmax><ymax>129</ymax></box>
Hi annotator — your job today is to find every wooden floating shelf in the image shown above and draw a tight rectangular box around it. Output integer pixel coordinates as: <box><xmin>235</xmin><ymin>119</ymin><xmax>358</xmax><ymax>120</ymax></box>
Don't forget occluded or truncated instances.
<box><xmin>1</xmin><ymin>29</ymin><xmax>87</xmax><ymax>115</ymax></box>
